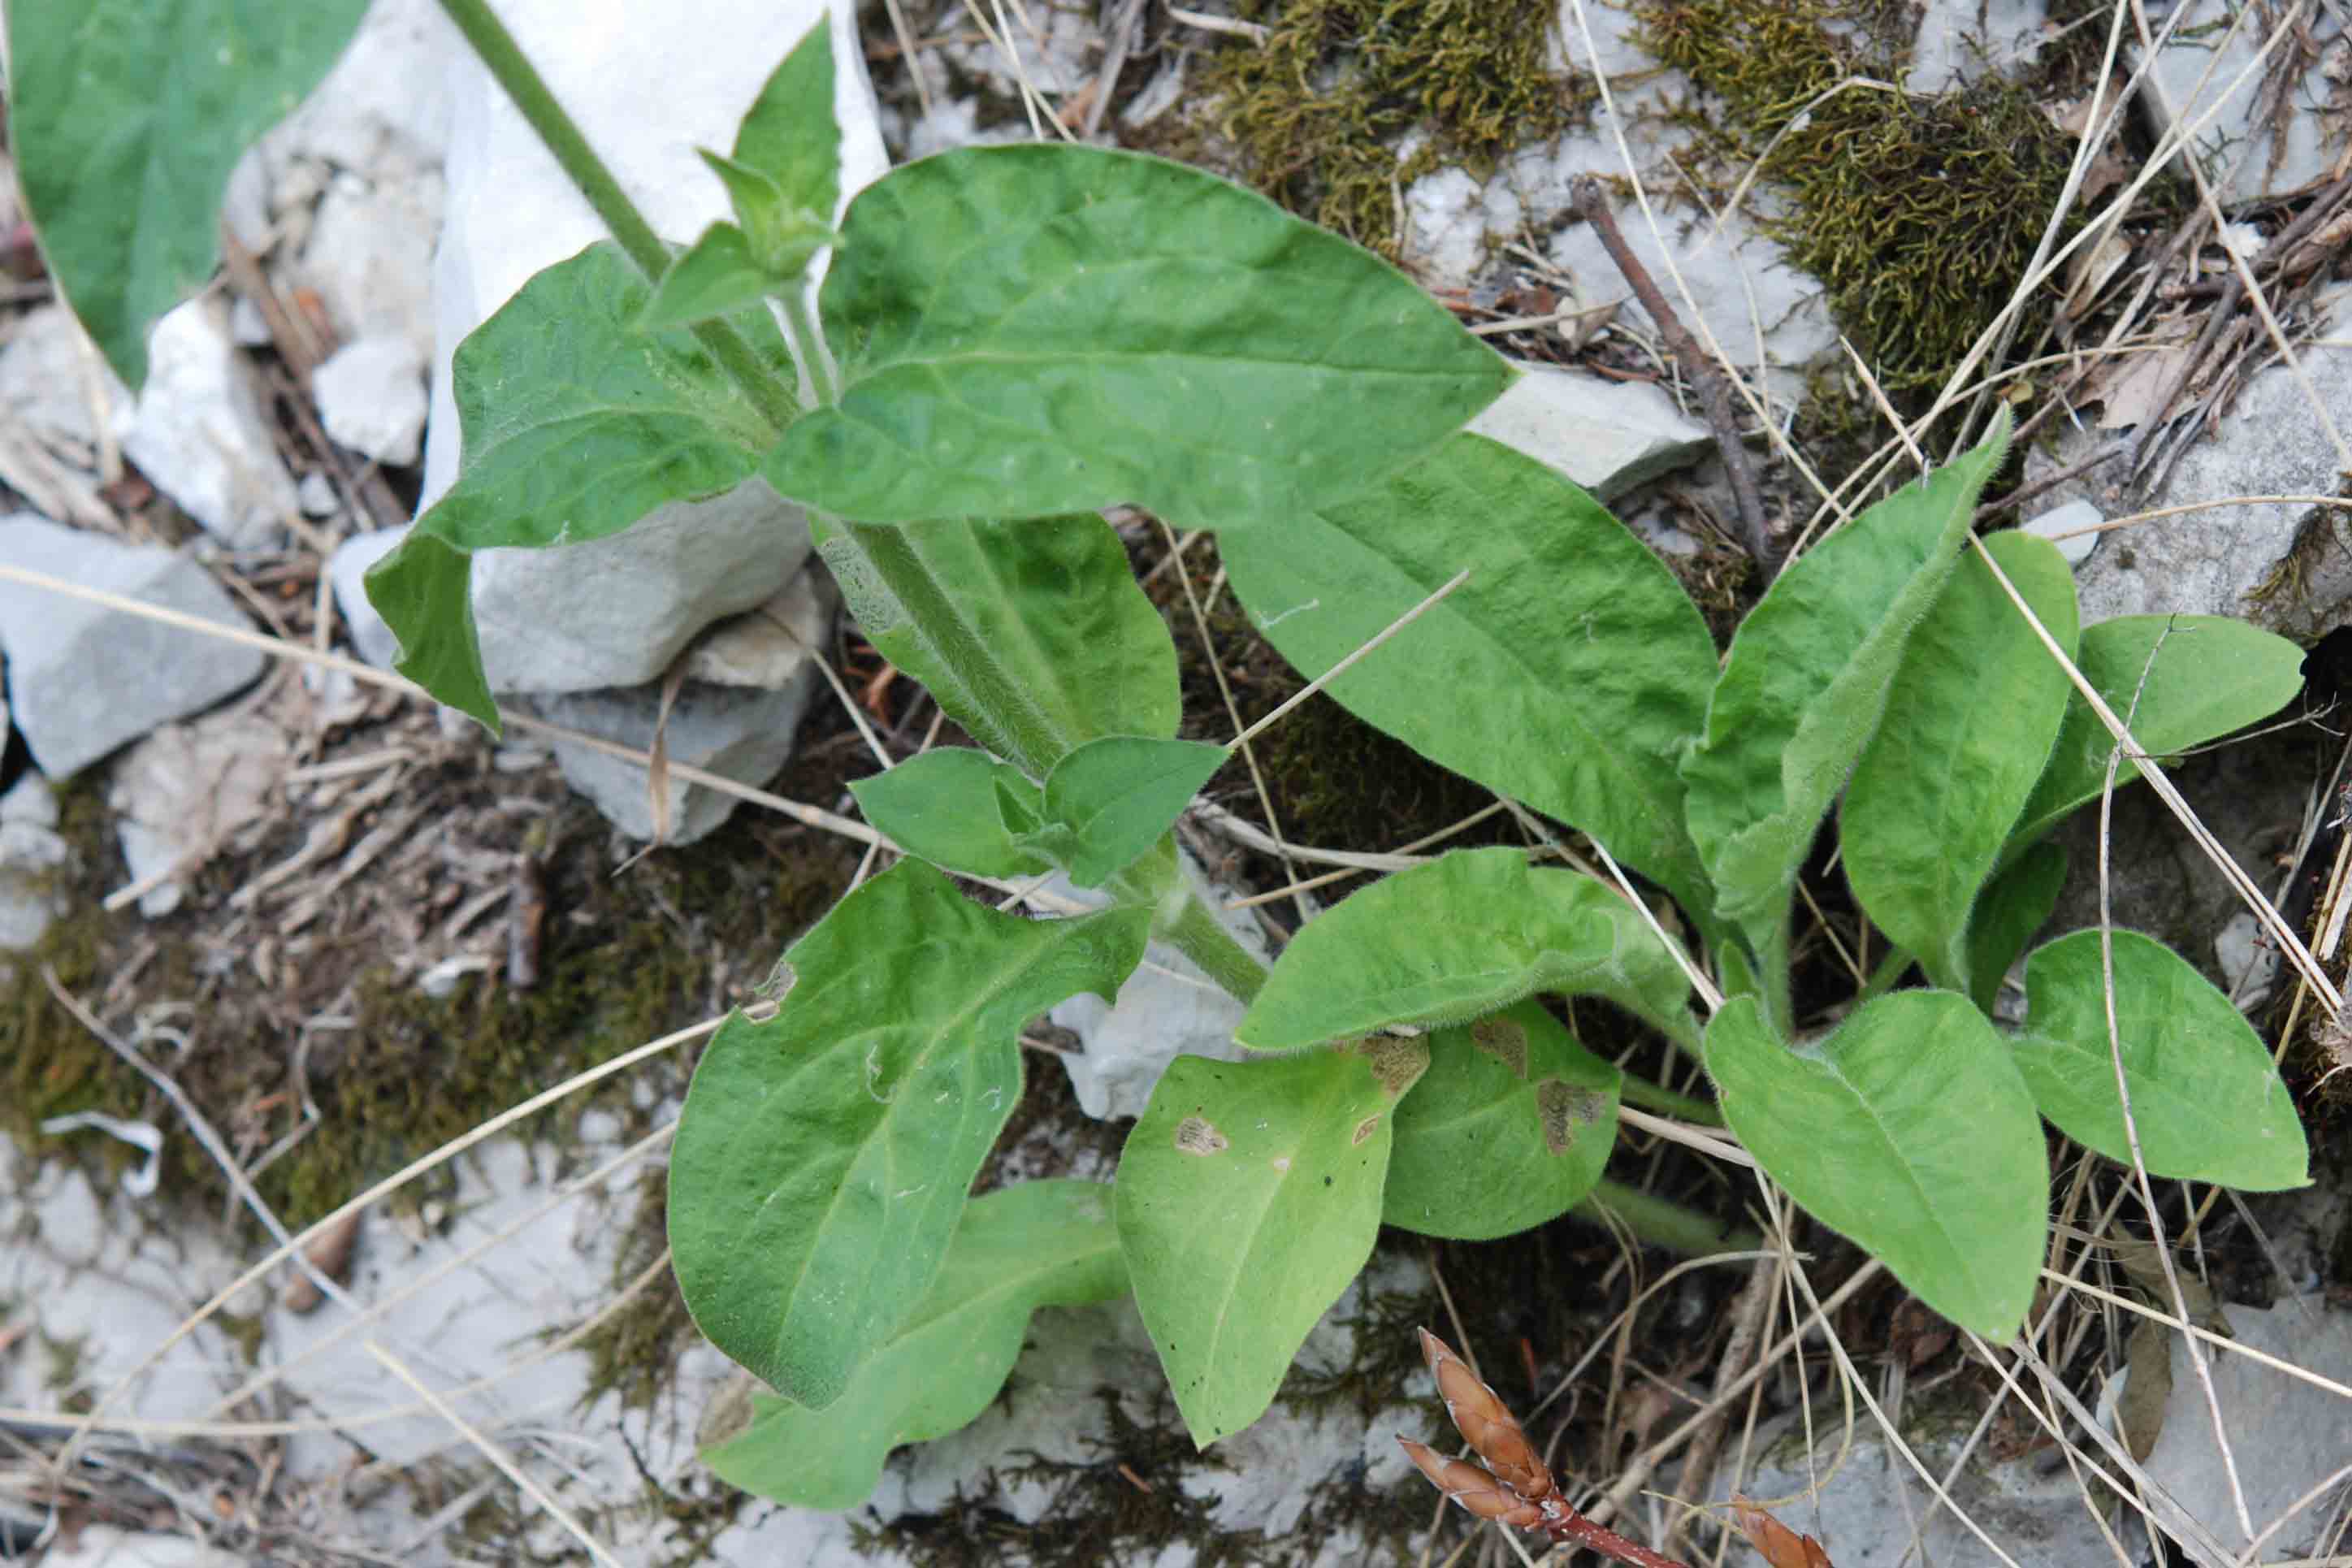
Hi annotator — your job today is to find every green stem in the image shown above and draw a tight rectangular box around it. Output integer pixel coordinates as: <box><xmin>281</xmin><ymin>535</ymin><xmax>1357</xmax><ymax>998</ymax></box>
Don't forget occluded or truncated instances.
<box><xmin>780</xmin><ymin>288</ymin><xmax>838</xmax><ymax>407</ymax></box>
<box><xmin>1758</xmin><ymin>912</ymin><xmax>1794</xmax><ymax>1038</ymax></box>
<box><xmin>1616</xmin><ymin>1073</ymin><xmax>1722</xmax><ymax>1127</ymax></box>
<box><xmin>1574</xmin><ymin>1177</ymin><xmax>1761</xmax><ymax>1257</ymax></box>
<box><xmin>1856</xmin><ymin>945</ymin><xmax>1914</xmax><ymax>1005</ymax></box>
<box><xmin>1159</xmin><ymin>882</ymin><xmax>1268</xmax><ymax>1005</ymax></box>
<box><xmin>434</xmin><ymin>0</ymin><xmax>799</xmax><ymax>436</ymax></box>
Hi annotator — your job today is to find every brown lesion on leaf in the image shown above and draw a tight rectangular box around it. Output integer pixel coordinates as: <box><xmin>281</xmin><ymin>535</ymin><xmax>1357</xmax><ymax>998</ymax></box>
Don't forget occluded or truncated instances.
<box><xmin>1468</xmin><ymin>1015</ymin><xmax>1529</xmax><ymax>1079</ymax></box>
<box><xmin>1175</xmin><ymin>1115</ymin><xmax>1229</xmax><ymax>1155</ymax></box>
<box><xmin>1532</xmin><ymin>1079</ymin><xmax>1609</xmax><ymax>1155</ymax></box>
<box><xmin>1351</xmin><ymin>1114</ymin><xmax>1382</xmax><ymax>1146</ymax></box>
<box><xmin>1355</xmin><ymin>1033</ymin><xmax>1431</xmax><ymax>1098</ymax></box>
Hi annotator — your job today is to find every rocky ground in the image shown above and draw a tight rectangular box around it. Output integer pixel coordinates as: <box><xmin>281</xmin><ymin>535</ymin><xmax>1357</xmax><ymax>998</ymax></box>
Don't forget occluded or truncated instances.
<box><xmin>2</xmin><ymin>0</ymin><xmax>2351</xmax><ymax>1563</ymax></box>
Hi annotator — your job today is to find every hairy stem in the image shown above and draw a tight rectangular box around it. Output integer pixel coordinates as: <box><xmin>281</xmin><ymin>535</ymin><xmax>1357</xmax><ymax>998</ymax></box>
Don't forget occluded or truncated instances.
<box><xmin>1576</xmin><ymin>1176</ymin><xmax>1761</xmax><ymax>1257</ymax></box>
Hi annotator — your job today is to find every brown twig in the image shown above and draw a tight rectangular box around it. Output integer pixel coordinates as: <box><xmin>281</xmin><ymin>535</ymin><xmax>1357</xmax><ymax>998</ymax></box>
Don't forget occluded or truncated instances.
<box><xmin>1570</xmin><ymin>178</ymin><xmax>1776</xmax><ymax>574</ymax></box>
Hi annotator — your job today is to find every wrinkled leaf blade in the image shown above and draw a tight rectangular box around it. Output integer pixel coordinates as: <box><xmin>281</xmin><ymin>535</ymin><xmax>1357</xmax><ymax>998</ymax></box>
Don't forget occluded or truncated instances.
<box><xmin>669</xmin><ymin>860</ymin><xmax>1148</xmax><ymax>1408</ymax></box>
<box><xmin>1965</xmin><ymin>842</ymin><xmax>2067</xmax><ymax>1014</ymax></box>
<box><xmin>1238</xmin><ymin>847</ymin><xmax>1697</xmax><ymax>1051</ymax></box>
<box><xmin>2014</xmin><ymin>929</ymin><xmax>2308</xmax><ymax>1189</ymax></box>
<box><xmin>1118</xmin><ymin>1043</ymin><xmax>1423</xmax><ymax>1445</ymax></box>
<box><xmin>1221</xmin><ymin>432</ymin><xmax>1717</xmax><ymax>922</ymax></box>
<box><xmin>637</xmin><ymin>223</ymin><xmax>774</xmax><ymax>331</ymax></box>
<box><xmin>11</xmin><ymin>0</ymin><xmax>368</xmax><ymax>388</ymax></box>
<box><xmin>729</xmin><ymin>19</ymin><xmax>841</xmax><ymax>230</ymax></box>
<box><xmin>1707</xmin><ymin>990</ymin><xmax>2046</xmax><ymax>1336</ymax></box>
<box><xmin>1843</xmin><ymin>531</ymin><xmax>2079</xmax><ymax>992</ymax></box>
<box><xmin>769</xmin><ymin>145</ymin><xmax>1512</xmax><ymax>527</ymax></box>
<box><xmin>702</xmin><ymin>1180</ymin><xmax>1125</xmax><ymax>1509</ymax></box>
<box><xmin>2008</xmin><ymin>616</ymin><xmax>2306</xmax><ymax>851</ymax></box>
<box><xmin>819</xmin><ymin>511</ymin><xmax>1179</xmax><ymax>776</ymax></box>
<box><xmin>850</xmin><ymin>748</ymin><xmax>1052</xmax><ymax>879</ymax></box>
<box><xmin>1682</xmin><ymin>413</ymin><xmax>2011</xmax><ymax>938</ymax></box>
<box><xmin>1384</xmin><ymin>1000</ymin><xmax>1620</xmax><ymax>1240</ymax></box>
<box><xmin>1043</xmin><ymin>735</ymin><xmax>1227</xmax><ymax>886</ymax></box>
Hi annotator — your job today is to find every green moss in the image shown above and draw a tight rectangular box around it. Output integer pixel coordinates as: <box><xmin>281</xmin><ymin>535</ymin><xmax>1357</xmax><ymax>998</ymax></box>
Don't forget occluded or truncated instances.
<box><xmin>576</xmin><ymin>1167</ymin><xmax>696</xmax><ymax>1414</ymax></box>
<box><xmin>1205</xmin><ymin>0</ymin><xmax>1579</xmax><ymax>255</ymax></box>
<box><xmin>1641</xmin><ymin>0</ymin><xmax>2085</xmax><ymax>396</ymax></box>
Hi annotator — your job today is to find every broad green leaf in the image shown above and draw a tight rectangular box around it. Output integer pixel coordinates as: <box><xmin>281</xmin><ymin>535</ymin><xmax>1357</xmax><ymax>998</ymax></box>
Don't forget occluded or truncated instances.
<box><xmin>2006</xmin><ymin>616</ymin><xmax>2306</xmax><ymax>851</ymax></box>
<box><xmin>1222</xmin><ymin>432</ymin><xmax>1717</xmax><ymax>922</ymax></box>
<box><xmin>849</xmin><ymin>748</ymin><xmax>1051</xmax><ymax>879</ymax></box>
<box><xmin>1237</xmin><ymin>847</ymin><xmax>1698</xmax><ymax>1053</ymax></box>
<box><xmin>1843</xmin><ymin>531</ymin><xmax>2079</xmax><ymax>993</ymax></box>
<box><xmin>726</xmin><ymin>20</ymin><xmax>841</xmax><ymax>238</ymax></box>
<box><xmin>637</xmin><ymin>223</ymin><xmax>774</xmax><ymax>331</ymax></box>
<box><xmin>1118</xmin><ymin>1042</ymin><xmax>1426</xmax><ymax>1445</ymax></box>
<box><xmin>1707</xmin><ymin>990</ymin><xmax>2046</xmax><ymax>1337</ymax></box>
<box><xmin>768</xmin><ymin>145</ymin><xmax>1513</xmax><ymax>527</ymax></box>
<box><xmin>1682</xmin><ymin>413</ymin><xmax>2011</xmax><ymax>942</ymax></box>
<box><xmin>1384</xmin><ymin>1000</ymin><xmax>1620</xmax><ymax>1241</ymax></box>
<box><xmin>2012</xmin><ymin>929</ymin><xmax>2308</xmax><ymax>1189</ymax></box>
<box><xmin>367</xmin><ymin>243</ymin><xmax>798</xmax><ymax>727</ymax></box>
<box><xmin>669</xmin><ymin>860</ymin><xmax>1148</xmax><ymax>1408</ymax></box>
<box><xmin>703</xmin><ymin>1180</ymin><xmax>1125</xmax><ymax>1509</ymax></box>
<box><xmin>1965</xmin><ymin>842</ymin><xmax>2066</xmax><ymax>1014</ymax></box>
<box><xmin>10</xmin><ymin>0</ymin><xmax>367</xmax><ymax>388</ymax></box>
<box><xmin>819</xmin><ymin>511</ymin><xmax>1178</xmax><ymax>776</ymax></box>
<box><xmin>1042</xmin><ymin>736</ymin><xmax>1228</xmax><ymax>887</ymax></box>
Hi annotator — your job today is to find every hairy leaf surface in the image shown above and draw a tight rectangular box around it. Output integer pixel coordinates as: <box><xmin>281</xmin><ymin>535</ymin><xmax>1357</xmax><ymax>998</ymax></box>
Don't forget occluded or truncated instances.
<box><xmin>850</xmin><ymin>748</ymin><xmax>1052</xmax><ymax>879</ymax></box>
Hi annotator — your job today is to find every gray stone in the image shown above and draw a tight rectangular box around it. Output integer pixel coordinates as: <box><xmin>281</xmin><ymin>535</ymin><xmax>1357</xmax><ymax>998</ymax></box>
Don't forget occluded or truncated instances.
<box><xmin>329</xmin><ymin>524</ymin><xmax>406</xmax><ymax>669</ymax></box>
<box><xmin>2136</xmin><ymin>1296</ymin><xmax>2352</xmax><ymax>1566</ymax></box>
<box><xmin>0</xmin><ymin>304</ymin><xmax>116</xmax><ymax>453</ymax></box>
<box><xmin>297</xmin><ymin>470</ymin><xmax>341</xmax><ymax>518</ymax></box>
<box><xmin>1469</xmin><ymin>362</ymin><xmax>1712</xmax><ymax>500</ymax></box>
<box><xmin>36</xmin><ymin>1526</ymin><xmax>245</xmax><ymax>1568</ymax></box>
<box><xmin>2139</xmin><ymin>0</ymin><xmax>2346</xmax><ymax>206</ymax></box>
<box><xmin>0</xmin><ymin>775</ymin><xmax>69</xmax><ymax>951</ymax></box>
<box><xmin>314</xmin><ymin>334</ymin><xmax>429</xmax><ymax>466</ymax></box>
<box><xmin>680</xmin><ymin>568</ymin><xmax>838</xmax><ymax>689</ymax></box>
<box><xmin>0</xmin><ymin>516</ymin><xmax>267</xmax><ymax>778</ymax></box>
<box><xmin>1906</xmin><ymin>0</ymin><xmax>2047</xmax><ymax>93</ymax></box>
<box><xmin>2023</xmin><ymin>288</ymin><xmax>2352</xmax><ymax>635</ymax></box>
<box><xmin>1048</xmin><ymin>851</ymin><xmax>1271</xmax><ymax>1120</ymax></box>
<box><xmin>298</xmin><ymin>170</ymin><xmax>444</xmax><ymax>370</ymax></box>
<box><xmin>523</xmin><ymin>672</ymin><xmax>821</xmax><ymax>845</ymax></box>
<box><xmin>115</xmin><ymin>298</ymin><xmax>300</xmax><ymax>549</ymax></box>
<box><xmin>2021</xmin><ymin>497</ymin><xmax>2103</xmax><ymax>566</ymax></box>
<box><xmin>108</xmin><ymin>713</ymin><xmax>290</xmax><ymax>919</ymax></box>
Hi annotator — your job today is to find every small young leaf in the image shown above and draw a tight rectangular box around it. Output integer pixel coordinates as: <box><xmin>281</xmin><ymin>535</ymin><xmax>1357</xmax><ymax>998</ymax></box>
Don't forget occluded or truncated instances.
<box><xmin>850</xmin><ymin>748</ymin><xmax>1052</xmax><ymax>879</ymax></box>
<box><xmin>817</xmin><ymin>511</ymin><xmax>1180</xmax><ymax>777</ymax></box>
<box><xmin>637</xmin><ymin>223</ymin><xmax>775</xmax><ymax>331</ymax></box>
<box><xmin>1042</xmin><ymin>736</ymin><xmax>1227</xmax><ymax>887</ymax></box>
<box><xmin>10</xmin><ymin>0</ymin><xmax>369</xmax><ymax>388</ymax></box>
<box><xmin>1384</xmin><ymin>1000</ymin><xmax>1620</xmax><ymax>1241</ymax></box>
<box><xmin>727</xmin><ymin>19</ymin><xmax>841</xmax><ymax>234</ymax></box>
<box><xmin>1118</xmin><ymin>1043</ymin><xmax>1424</xmax><ymax>1446</ymax></box>
<box><xmin>1682</xmin><ymin>413</ymin><xmax>2011</xmax><ymax>941</ymax></box>
<box><xmin>1843</xmin><ymin>531</ymin><xmax>2079</xmax><ymax>993</ymax></box>
<box><xmin>698</xmin><ymin>149</ymin><xmax>788</xmax><ymax>233</ymax></box>
<box><xmin>702</xmin><ymin>1180</ymin><xmax>1125</xmax><ymax>1510</ymax></box>
<box><xmin>1238</xmin><ymin>847</ymin><xmax>1698</xmax><ymax>1053</ymax></box>
<box><xmin>669</xmin><ymin>860</ymin><xmax>1148</xmax><ymax>1410</ymax></box>
<box><xmin>2006</xmin><ymin>615</ymin><xmax>2306</xmax><ymax>851</ymax></box>
<box><xmin>1706</xmin><ymin>990</ymin><xmax>2046</xmax><ymax>1338</ymax></box>
<box><xmin>1221</xmin><ymin>432</ymin><xmax>1717</xmax><ymax>925</ymax></box>
<box><xmin>2013</xmin><ymin>929</ymin><xmax>2308</xmax><ymax>1189</ymax></box>
<box><xmin>1964</xmin><ymin>841</ymin><xmax>2067</xmax><ymax>1014</ymax></box>
<box><xmin>769</xmin><ymin>145</ymin><xmax>1512</xmax><ymax>528</ymax></box>
<box><xmin>366</xmin><ymin>242</ymin><xmax>797</xmax><ymax>726</ymax></box>
<box><xmin>697</xmin><ymin>150</ymin><xmax>834</xmax><ymax>280</ymax></box>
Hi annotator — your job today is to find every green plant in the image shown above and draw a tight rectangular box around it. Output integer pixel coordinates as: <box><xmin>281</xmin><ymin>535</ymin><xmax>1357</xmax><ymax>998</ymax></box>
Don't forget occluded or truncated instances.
<box><xmin>15</xmin><ymin>0</ymin><xmax>2311</xmax><ymax>1519</ymax></box>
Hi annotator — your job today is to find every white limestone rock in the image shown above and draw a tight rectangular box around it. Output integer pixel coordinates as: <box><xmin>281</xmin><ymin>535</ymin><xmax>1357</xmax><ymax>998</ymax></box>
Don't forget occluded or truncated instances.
<box><xmin>0</xmin><ymin>515</ymin><xmax>266</xmax><ymax>778</ymax></box>
<box><xmin>1469</xmin><ymin>362</ymin><xmax>1711</xmax><ymax>500</ymax></box>
<box><xmin>0</xmin><ymin>304</ymin><xmax>116</xmax><ymax>454</ymax></box>
<box><xmin>329</xmin><ymin>524</ymin><xmax>406</xmax><ymax>669</ymax></box>
<box><xmin>314</xmin><ymin>334</ymin><xmax>430</xmax><ymax>466</ymax></box>
<box><xmin>2138</xmin><ymin>0</ymin><xmax>2346</xmax><ymax>205</ymax></box>
<box><xmin>1906</xmin><ymin>0</ymin><xmax>2047</xmax><ymax>93</ymax></box>
<box><xmin>109</xmin><ymin>713</ymin><xmax>290</xmax><ymax>919</ymax></box>
<box><xmin>2021</xmin><ymin>497</ymin><xmax>2103</xmax><ymax>566</ymax></box>
<box><xmin>297</xmin><ymin>167</ymin><xmax>444</xmax><ymax>370</ymax></box>
<box><xmin>115</xmin><ymin>299</ymin><xmax>301</xmax><ymax>549</ymax></box>
<box><xmin>0</xmin><ymin>774</ymin><xmax>70</xmax><ymax>951</ymax></box>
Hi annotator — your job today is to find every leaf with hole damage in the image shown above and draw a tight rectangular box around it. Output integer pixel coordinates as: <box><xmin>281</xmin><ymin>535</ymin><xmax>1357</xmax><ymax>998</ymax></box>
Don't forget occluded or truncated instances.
<box><xmin>1383</xmin><ymin>1000</ymin><xmax>1620</xmax><ymax>1241</ymax></box>
<box><xmin>10</xmin><ymin>0</ymin><xmax>368</xmax><ymax>388</ymax></box>
<box><xmin>1681</xmin><ymin>413</ymin><xmax>2011</xmax><ymax>941</ymax></box>
<box><xmin>1040</xmin><ymin>735</ymin><xmax>1227</xmax><ymax>886</ymax></box>
<box><xmin>849</xmin><ymin>748</ymin><xmax>1051</xmax><ymax>879</ymax></box>
<box><xmin>368</xmin><ymin>242</ymin><xmax>798</xmax><ymax>728</ymax></box>
<box><xmin>768</xmin><ymin>145</ymin><xmax>1512</xmax><ymax>527</ymax></box>
<box><xmin>1221</xmin><ymin>432</ymin><xmax>1717</xmax><ymax>924</ymax></box>
<box><xmin>703</xmin><ymin>1180</ymin><xmax>1126</xmax><ymax>1509</ymax></box>
<box><xmin>1118</xmin><ymin>1042</ymin><xmax>1424</xmax><ymax>1446</ymax></box>
<box><xmin>1707</xmin><ymin>990</ymin><xmax>2046</xmax><ymax>1337</ymax></box>
<box><xmin>2005</xmin><ymin>615</ymin><xmax>2305</xmax><ymax>852</ymax></box>
<box><xmin>1237</xmin><ymin>847</ymin><xmax>1698</xmax><ymax>1054</ymax></box>
<box><xmin>669</xmin><ymin>860</ymin><xmax>1147</xmax><ymax>1409</ymax></box>
<box><xmin>2013</xmin><ymin>930</ymin><xmax>2307</xmax><ymax>1189</ymax></box>
<box><xmin>820</xmin><ymin>511</ymin><xmax>1179</xmax><ymax>777</ymax></box>
<box><xmin>1843</xmin><ymin>531</ymin><xmax>2078</xmax><ymax>994</ymax></box>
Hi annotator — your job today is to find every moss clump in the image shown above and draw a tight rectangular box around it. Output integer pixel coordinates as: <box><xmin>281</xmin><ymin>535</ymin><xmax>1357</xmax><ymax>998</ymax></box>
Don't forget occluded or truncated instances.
<box><xmin>1206</xmin><ymin>0</ymin><xmax>1579</xmax><ymax>255</ymax></box>
<box><xmin>1642</xmin><ymin>0</ymin><xmax>2084</xmax><ymax>395</ymax></box>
